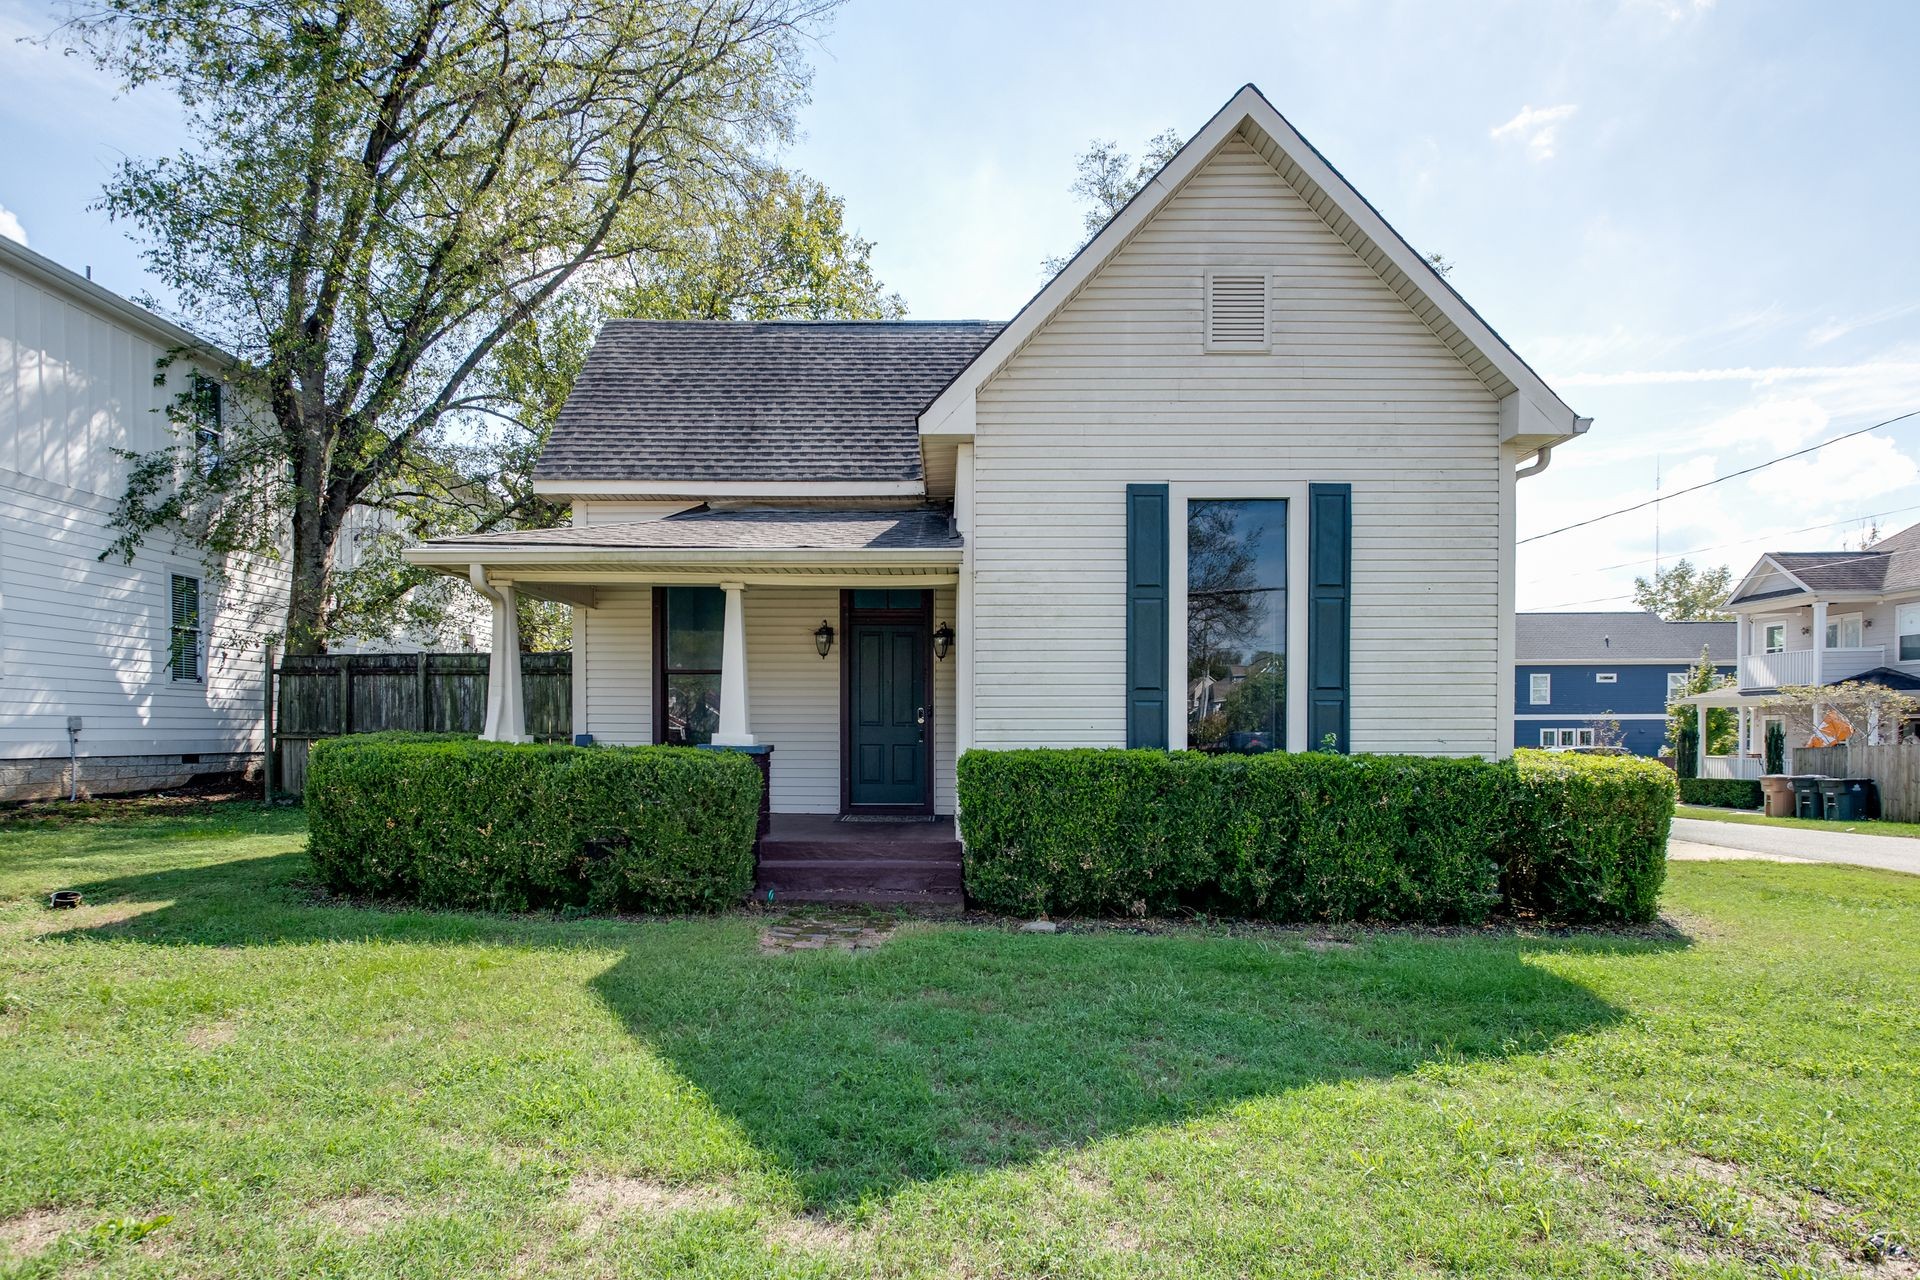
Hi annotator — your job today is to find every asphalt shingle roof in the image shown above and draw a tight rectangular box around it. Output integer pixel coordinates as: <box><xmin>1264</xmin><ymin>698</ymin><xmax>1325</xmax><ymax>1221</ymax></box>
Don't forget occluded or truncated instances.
<box><xmin>1516</xmin><ymin>611</ymin><xmax>1734</xmax><ymax>662</ymax></box>
<box><xmin>1727</xmin><ymin>519</ymin><xmax>1920</xmax><ymax>603</ymax></box>
<box><xmin>533</xmin><ymin>321</ymin><xmax>1006</xmax><ymax>485</ymax></box>
<box><xmin>428</xmin><ymin>507</ymin><xmax>960</xmax><ymax>553</ymax></box>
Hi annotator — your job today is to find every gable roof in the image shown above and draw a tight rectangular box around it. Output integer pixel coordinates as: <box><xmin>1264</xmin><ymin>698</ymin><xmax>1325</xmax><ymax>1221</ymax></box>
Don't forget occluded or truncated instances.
<box><xmin>1727</xmin><ymin>519</ymin><xmax>1920</xmax><ymax>604</ymax></box>
<box><xmin>532</xmin><ymin>320</ymin><xmax>1003</xmax><ymax>493</ymax></box>
<box><xmin>1517</xmin><ymin>612</ymin><xmax>1734</xmax><ymax>663</ymax></box>
<box><xmin>919</xmin><ymin>84</ymin><xmax>1589</xmax><ymax>449</ymax></box>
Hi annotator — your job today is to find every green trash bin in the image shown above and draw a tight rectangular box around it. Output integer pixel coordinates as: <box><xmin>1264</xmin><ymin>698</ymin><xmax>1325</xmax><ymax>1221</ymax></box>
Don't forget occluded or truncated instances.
<box><xmin>1791</xmin><ymin>776</ymin><xmax>1824</xmax><ymax>819</ymax></box>
<box><xmin>1827</xmin><ymin>779</ymin><xmax>1874</xmax><ymax>822</ymax></box>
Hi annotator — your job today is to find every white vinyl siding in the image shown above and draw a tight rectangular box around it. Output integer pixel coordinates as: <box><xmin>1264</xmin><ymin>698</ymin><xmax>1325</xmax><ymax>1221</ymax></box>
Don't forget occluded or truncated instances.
<box><xmin>0</xmin><ymin>256</ymin><xmax>288</xmax><ymax>760</ymax></box>
<box><xmin>970</xmin><ymin>134</ymin><xmax>1504</xmax><ymax>756</ymax></box>
<box><xmin>577</xmin><ymin>582</ymin><xmax>956</xmax><ymax>813</ymax></box>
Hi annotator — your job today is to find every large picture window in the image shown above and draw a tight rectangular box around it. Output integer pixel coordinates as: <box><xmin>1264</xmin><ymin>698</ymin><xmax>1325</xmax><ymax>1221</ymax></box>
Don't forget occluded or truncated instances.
<box><xmin>1186</xmin><ymin>498</ymin><xmax>1286</xmax><ymax>753</ymax></box>
<box><xmin>655</xmin><ymin>587</ymin><xmax>722</xmax><ymax>745</ymax></box>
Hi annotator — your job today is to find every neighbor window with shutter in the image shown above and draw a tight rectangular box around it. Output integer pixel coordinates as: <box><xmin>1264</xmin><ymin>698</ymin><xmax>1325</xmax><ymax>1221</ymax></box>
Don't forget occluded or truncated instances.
<box><xmin>1204</xmin><ymin>270</ymin><xmax>1271</xmax><ymax>352</ymax></box>
<box><xmin>169</xmin><ymin>573</ymin><xmax>202</xmax><ymax>682</ymax></box>
<box><xmin>190</xmin><ymin>373</ymin><xmax>223</xmax><ymax>477</ymax></box>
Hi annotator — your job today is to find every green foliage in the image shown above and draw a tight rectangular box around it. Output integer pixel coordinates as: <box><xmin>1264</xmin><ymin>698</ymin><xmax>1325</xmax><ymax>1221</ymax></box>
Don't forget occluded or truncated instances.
<box><xmin>1765</xmin><ymin>719</ymin><xmax>1787</xmax><ymax>774</ymax></box>
<box><xmin>1503</xmin><ymin>750</ymin><xmax>1676</xmax><ymax>923</ymax></box>
<box><xmin>305</xmin><ymin>733</ymin><xmax>760</xmax><ymax>912</ymax></box>
<box><xmin>1678</xmin><ymin>778</ymin><xmax>1763</xmax><ymax>810</ymax></box>
<box><xmin>1042</xmin><ymin>128</ymin><xmax>1184</xmax><ymax>274</ymax></box>
<box><xmin>1674</xmin><ymin>722</ymin><xmax>1700</xmax><ymax>780</ymax></box>
<box><xmin>64</xmin><ymin>0</ymin><xmax>852</xmax><ymax>652</ymax></box>
<box><xmin>1667</xmin><ymin>644</ymin><xmax>1736</xmax><ymax>758</ymax></box>
<box><xmin>957</xmin><ymin>748</ymin><xmax>1675</xmax><ymax>924</ymax></box>
<box><xmin>1632</xmin><ymin>559</ymin><xmax>1734</xmax><ymax>621</ymax></box>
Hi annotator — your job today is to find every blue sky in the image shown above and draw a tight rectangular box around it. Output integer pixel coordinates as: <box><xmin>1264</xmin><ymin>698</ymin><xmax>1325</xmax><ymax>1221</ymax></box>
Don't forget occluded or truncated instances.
<box><xmin>5</xmin><ymin>0</ymin><xmax>1918</xmax><ymax>610</ymax></box>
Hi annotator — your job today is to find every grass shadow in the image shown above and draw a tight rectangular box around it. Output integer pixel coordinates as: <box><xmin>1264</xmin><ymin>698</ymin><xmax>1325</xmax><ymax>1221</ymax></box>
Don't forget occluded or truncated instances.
<box><xmin>35</xmin><ymin>841</ymin><xmax>1684</xmax><ymax>1210</ymax></box>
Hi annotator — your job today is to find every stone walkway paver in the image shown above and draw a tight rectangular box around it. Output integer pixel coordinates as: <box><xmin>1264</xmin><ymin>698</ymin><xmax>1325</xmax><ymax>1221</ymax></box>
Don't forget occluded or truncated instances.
<box><xmin>759</xmin><ymin>910</ymin><xmax>897</xmax><ymax>954</ymax></box>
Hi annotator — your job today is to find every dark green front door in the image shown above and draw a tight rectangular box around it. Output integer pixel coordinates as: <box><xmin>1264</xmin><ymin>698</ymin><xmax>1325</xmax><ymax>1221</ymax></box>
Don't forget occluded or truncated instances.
<box><xmin>849</xmin><ymin>622</ymin><xmax>927</xmax><ymax>807</ymax></box>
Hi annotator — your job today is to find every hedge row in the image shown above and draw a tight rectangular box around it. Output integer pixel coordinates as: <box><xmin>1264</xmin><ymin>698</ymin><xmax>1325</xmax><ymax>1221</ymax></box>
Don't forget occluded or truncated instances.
<box><xmin>956</xmin><ymin>747</ymin><xmax>1675</xmax><ymax>924</ymax></box>
<box><xmin>306</xmin><ymin>734</ymin><xmax>761</xmax><ymax>912</ymax></box>
<box><xmin>1676</xmin><ymin>777</ymin><xmax>1763</xmax><ymax>811</ymax></box>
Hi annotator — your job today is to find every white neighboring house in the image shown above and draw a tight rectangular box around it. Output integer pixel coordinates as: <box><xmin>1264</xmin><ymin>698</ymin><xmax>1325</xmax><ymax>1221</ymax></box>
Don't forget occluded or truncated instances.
<box><xmin>1678</xmin><ymin>518</ymin><xmax>1920</xmax><ymax>778</ymax></box>
<box><xmin>0</xmin><ymin>236</ymin><xmax>287</xmax><ymax>802</ymax></box>
<box><xmin>404</xmin><ymin>85</ymin><xmax>1592</xmax><ymax>823</ymax></box>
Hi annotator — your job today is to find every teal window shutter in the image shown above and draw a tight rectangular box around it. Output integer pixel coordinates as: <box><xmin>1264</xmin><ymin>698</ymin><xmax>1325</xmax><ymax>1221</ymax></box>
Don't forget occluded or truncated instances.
<box><xmin>1307</xmin><ymin>483</ymin><xmax>1351</xmax><ymax>752</ymax></box>
<box><xmin>1125</xmin><ymin>483</ymin><xmax>1169</xmax><ymax>749</ymax></box>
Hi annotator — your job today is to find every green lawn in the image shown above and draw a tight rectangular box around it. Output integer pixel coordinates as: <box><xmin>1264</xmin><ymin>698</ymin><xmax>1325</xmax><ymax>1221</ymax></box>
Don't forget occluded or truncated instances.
<box><xmin>1</xmin><ymin>800</ymin><xmax>1914</xmax><ymax>1278</ymax></box>
<box><xmin>1677</xmin><ymin>803</ymin><xmax>1920</xmax><ymax>839</ymax></box>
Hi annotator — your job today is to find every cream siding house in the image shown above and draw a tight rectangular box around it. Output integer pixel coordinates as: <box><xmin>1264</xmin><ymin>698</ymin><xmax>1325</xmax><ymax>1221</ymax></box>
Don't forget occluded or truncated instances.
<box><xmin>405</xmin><ymin>86</ymin><xmax>1590</xmax><ymax>862</ymax></box>
<box><xmin>0</xmin><ymin>237</ymin><xmax>286</xmax><ymax>801</ymax></box>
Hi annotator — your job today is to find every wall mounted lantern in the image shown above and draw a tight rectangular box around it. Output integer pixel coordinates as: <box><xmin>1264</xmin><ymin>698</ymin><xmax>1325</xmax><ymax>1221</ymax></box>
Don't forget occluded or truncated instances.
<box><xmin>933</xmin><ymin>621</ymin><xmax>955</xmax><ymax>661</ymax></box>
<box><xmin>814</xmin><ymin>621</ymin><xmax>835</xmax><ymax>659</ymax></box>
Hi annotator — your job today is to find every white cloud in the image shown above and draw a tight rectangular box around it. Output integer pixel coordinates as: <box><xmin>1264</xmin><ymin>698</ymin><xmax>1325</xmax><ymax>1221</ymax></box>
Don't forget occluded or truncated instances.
<box><xmin>1700</xmin><ymin>397</ymin><xmax>1831</xmax><ymax>453</ymax></box>
<box><xmin>1634</xmin><ymin>0</ymin><xmax>1715</xmax><ymax>18</ymax></box>
<box><xmin>1657</xmin><ymin>454</ymin><xmax>1718</xmax><ymax>495</ymax></box>
<box><xmin>0</xmin><ymin>204</ymin><xmax>25</xmax><ymax>247</ymax></box>
<box><xmin>1748</xmin><ymin>434</ymin><xmax>1920</xmax><ymax>505</ymax></box>
<box><xmin>1558</xmin><ymin>361</ymin><xmax>1920</xmax><ymax>388</ymax></box>
<box><xmin>1807</xmin><ymin>301</ymin><xmax>1920</xmax><ymax>348</ymax></box>
<box><xmin>1490</xmin><ymin>104</ymin><xmax>1579</xmax><ymax>161</ymax></box>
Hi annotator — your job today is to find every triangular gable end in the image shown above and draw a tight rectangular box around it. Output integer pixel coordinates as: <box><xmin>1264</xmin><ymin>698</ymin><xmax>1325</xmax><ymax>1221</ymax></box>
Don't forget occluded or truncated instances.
<box><xmin>1727</xmin><ymin>554</ymin><xmax>1814</xmax><ymax>605</ymax></box>
<box><xmin>919</xmin><ymin>84</ymin><xmax>1590</xmax><ymax>453</ymax></box>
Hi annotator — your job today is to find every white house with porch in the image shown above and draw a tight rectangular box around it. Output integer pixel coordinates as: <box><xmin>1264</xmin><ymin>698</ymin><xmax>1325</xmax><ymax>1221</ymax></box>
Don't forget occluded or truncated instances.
<box><xmin>403</xmin><ymin>85</ymin><xmax>1591</xmax><ymax>891</ymax></box>
<box><xmin>1679</xmin><ymin>520</ymin><xmax>1920</xmax><ymax>779</ymax></box>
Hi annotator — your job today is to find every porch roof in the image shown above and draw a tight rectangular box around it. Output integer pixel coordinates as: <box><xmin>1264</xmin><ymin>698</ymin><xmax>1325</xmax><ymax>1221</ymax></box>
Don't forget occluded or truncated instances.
<box><xmin>402</xmin><ymin>507</ymin><xmax>963</xmax><ymax>593</ymax></box>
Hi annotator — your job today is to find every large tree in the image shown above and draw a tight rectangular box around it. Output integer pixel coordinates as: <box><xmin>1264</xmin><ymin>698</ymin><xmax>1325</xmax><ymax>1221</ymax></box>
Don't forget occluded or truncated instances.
<box><xmin>323</xmin><ymin>168</ymin><xmax>904</xmax><ymax>650</ymax></box>
<box><xmin>1041</xmin><ymin>129</ymin><xmax>1183</xmax><ymax>275</ymax></box>
<box><xmin>65</xmin><ymin>0</ymin><xmax>843</xmax><ymax>652</ymax></box>
<box><xmin>1632</xmin><ymin>559</ymin><xmax>1735</xmax><ymax>621</ymax></box>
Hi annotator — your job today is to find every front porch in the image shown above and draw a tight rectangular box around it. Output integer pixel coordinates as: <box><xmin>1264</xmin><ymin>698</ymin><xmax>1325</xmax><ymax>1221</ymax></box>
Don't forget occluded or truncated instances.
<box><xmin>403</xmin><ymin>508</ymin><xmax>966</xmax><ymax>824</ymax></box>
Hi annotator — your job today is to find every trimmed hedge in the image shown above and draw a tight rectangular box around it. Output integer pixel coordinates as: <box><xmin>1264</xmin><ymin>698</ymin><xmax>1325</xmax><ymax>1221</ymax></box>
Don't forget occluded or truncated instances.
<box><xmin>957</xmin><ymin>747</ymin><xmax>1675</xmax><ymax>925</ymax></box>
<box><xmin>1676</xmin><ymin>776</ymin><xmax>1763</xmax><ymax>811</ymax></box>
<box><xmin>306</xmin><ymin>733</ymin><xmax>761</xmax><ymax>912</ymax></box>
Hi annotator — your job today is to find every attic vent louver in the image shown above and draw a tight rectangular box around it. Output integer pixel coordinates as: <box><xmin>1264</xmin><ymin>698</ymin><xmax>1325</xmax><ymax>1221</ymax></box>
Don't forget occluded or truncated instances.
<box><xmin>1205</xmin><ymin>270</ymin><xmax>1270</xmax><ymax>352</ymax></box>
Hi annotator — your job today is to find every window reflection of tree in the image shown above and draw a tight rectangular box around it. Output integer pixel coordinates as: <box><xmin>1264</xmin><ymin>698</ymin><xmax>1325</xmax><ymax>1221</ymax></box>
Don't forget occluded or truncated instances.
<box><xmin>1187</xmin><ymin>502</ymin><xmax>1285</xmax><ymax>753</ymax></box>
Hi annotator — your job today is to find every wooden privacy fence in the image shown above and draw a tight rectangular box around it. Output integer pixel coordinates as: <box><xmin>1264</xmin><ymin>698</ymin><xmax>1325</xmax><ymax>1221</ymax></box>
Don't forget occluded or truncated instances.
<box><xmin>1788</xmin><ymin>741</ymin><xmax>1920</xmax><ymax>821</ymax></box>
<box><xmin>271</xmin><ymin>651</ymin><xmax>571</xmax><ymax>795</ymax></box>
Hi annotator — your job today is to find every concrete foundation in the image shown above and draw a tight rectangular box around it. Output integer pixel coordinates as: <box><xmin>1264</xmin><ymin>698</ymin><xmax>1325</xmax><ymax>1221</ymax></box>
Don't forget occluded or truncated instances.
<box><xmin>0</xmin><ymin>751</ymin><xmax>262</xmax><ymax>804</ymax></box>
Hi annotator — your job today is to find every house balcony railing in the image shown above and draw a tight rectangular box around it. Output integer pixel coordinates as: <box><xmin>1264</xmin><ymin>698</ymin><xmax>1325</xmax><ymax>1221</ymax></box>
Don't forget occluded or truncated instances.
<box><xmin>1737</xmin><ymin>646</ymin><xmax>1885</xmax><ymax>691</ymax></box>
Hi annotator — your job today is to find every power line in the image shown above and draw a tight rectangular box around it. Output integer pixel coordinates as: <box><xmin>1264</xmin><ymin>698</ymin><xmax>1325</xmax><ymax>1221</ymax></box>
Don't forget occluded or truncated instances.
<box><xmin>1529</xmin><ymin>541</ymin><xmax>1909</xmax><ymax>611</ymax></box>
<box><xmin>1519</xmin><ymin>501</ymin><xmax>1920</xmax><ymax>587</ymax></box>
<box><xmin>1518</xmin><ymin>407</ymin><xmax>1920</xmax><ymax>545</ymax></box>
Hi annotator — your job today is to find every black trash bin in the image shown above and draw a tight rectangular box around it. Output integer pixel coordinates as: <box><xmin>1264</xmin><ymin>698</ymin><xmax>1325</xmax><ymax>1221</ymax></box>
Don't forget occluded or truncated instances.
<box><xmin>1791</xmin><ymin>776</ymin><xmax>1824</xmax><ymax>819</ymax></box>
<box><xmin>1828</xmin><ymin>778</ymin><xmax>1875</xmax><ymax>822</ymax></box>
<box><xmin>1818</xmin><ymin>778</ymin><xmax>1845</xmax><ymax>820</ymax></box>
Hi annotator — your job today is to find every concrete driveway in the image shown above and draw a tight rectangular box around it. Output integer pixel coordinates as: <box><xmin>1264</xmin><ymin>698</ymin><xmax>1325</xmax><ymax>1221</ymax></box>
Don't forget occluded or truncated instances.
<box><xmin>1670</xmin><ymin>816</ymin><xmax>1920</xmax><ymax>876</ymax></box>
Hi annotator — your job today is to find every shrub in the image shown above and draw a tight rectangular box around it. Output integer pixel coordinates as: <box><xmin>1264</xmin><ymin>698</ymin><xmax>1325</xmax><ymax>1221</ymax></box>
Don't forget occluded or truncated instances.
<box><xmin>957</xmin><ymin>747</ymin><xmax>1676</xmax><ymax>925</ymax></box>
<box><xmin>1503</xmin><ymin>750</ymin><xmax>1676</xmax><ymax>924</ymax></box>
<box><xmin>1676</xmin><ymin>777</ymin><xmax>1763</xmax><ymax>811</ymax></box>
<box><xmin>306</xmin><ymin>733</ymin><xmax>761</xmax><ymax>912</ymax></box>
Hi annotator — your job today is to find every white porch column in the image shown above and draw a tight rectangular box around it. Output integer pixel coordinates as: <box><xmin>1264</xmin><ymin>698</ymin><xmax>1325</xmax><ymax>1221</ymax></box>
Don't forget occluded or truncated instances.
<box><xmin>954</xmin><ymin>441</ymin><xmax>976</xmax><ymax>755</ymax></box>
<box><xmin>1695</xmin><ymin>700</ymin><xmax>1707</xmax><ymax>777</ymax></box>
<box><xmin>1734</xmin><ymin>611</ymin><xmax>1748</xmax><ymax>689</ymax></box>
<box><xmin>711</xmin><ymin>581</ymin><xmax>755</xmax><ymax>746</ymax></box>
<box><xmin>472</xmin><ymin>564</ymin><xmax>528</xmax><ymax>743</ymax></box>
<box><xmin>1811</xmin><ymin>599</ymin><xmax>1829</xmax><ymax>685</ymax></box>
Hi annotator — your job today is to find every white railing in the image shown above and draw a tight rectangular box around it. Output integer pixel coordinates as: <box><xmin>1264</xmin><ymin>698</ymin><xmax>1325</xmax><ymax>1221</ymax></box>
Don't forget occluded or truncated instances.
<box><xmin>1738</xmin><ymin>646</ymin><xmax>1885</xmax><ymax>690</ymax></box>
<box><xmin>1700</xmin><ymin>755</ymin><xmax>1763</xmax><ymax>781</ymax></box>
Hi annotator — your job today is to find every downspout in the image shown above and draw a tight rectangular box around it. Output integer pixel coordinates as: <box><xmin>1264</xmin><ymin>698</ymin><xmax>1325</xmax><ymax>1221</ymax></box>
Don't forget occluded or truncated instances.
<box><xmin>1515</xmin><ymin>444</ymin><xmax>1554</xmax><ymax>480</ymax></box>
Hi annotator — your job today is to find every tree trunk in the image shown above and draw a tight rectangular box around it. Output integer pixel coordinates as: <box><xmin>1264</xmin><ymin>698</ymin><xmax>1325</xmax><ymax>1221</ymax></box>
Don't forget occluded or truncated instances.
<box><xmin>284</xmin><ymin>429</ymin><xmax>340</xmax><ymax>654</ymax></box>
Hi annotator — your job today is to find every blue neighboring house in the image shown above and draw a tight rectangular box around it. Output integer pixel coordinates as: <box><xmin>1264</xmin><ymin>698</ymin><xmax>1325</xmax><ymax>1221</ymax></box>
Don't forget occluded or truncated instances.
<box><xmin>1516</xmin><ymin>612</ymin><xmax>1735</xmax><ymax>757</ymax></box>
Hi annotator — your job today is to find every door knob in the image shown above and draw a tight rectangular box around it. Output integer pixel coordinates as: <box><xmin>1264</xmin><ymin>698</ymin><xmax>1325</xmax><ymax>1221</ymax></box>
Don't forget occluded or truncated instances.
<box><xmin>915</xmin><ymin>706</ymin><xmax>927</xmax><ymax>726</ymax></box>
